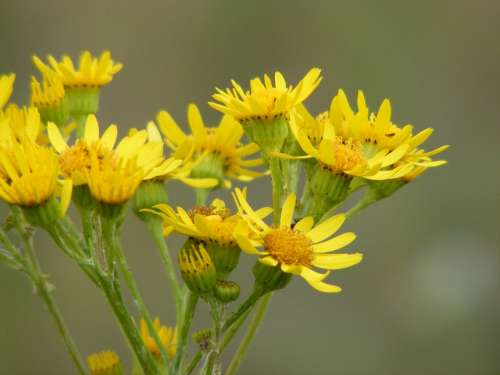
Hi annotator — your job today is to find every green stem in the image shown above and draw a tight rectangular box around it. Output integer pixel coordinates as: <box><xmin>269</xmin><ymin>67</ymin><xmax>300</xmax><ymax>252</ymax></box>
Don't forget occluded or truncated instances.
<box><xmin>187</xmin><ymin>305</ymin><xmax>253</xmax><ymax>375</ymax></box>
<box><xmin>225</xmin><ymin>293</ymin><xmax>272</xmax><ymax>375</ymax></box>
<box><xmin>220</xmin><ymin>307</ymin><xmax>253</xmax><ymax>352</ymax></box>
<box><xmin>146</xmin><ymin>218</ymin><xmax>183</xmax><ymax>322</ymax></box>
<box><xmin>174</xmin><ymin>292</ymin><xmax>199</xmax><ymax>372</ymax></box>
<box><xmin>11</xmin><ymin>210</ymin><xmax>87</xmax><ymax>375</ymax></box>
<box><xmin>222</xmin><ymin>288</ymin><xmax>262</xmax><ymax>332</ymax></box>
<box><xmin>37</xmin><ymin>279</ymin><xmax>88</xmax><ymax>375</ymax></box>
<box><xmin>267</xmin><ymin>157</ymin><xmax>282</xmax><ymax>224</ymax></box>
<box><xmin>345</xmin><ymin>195</ymin><xmax>377</xmax><ymax>219</ymax></box>
<box><xmin>99</xmin><ymin>279</ymin><xmax>160</xmax><ymax>375</ymax></box>
<box><xmin>222</xmin><ymin>152</ymin><xmax>282</xmax><ymax>374</ymax></box>
<box><xmin>102</xmin><ymin>219</ymin><xmax>171</xmax><ymax>372</ymax></box>
<box><xmin>195</xmin><ymin>188</ymin><xmax>210</xmax><ymax>206</ymax></box>
<box><xmin>183</xmin><ymin>351</ymin><xmax>203</xmax><ymax>375</ymax></box>
<box><xmin>204</xmin><ymin>298</ymin><xmax>223</xmax><ymax>375</ymax></box>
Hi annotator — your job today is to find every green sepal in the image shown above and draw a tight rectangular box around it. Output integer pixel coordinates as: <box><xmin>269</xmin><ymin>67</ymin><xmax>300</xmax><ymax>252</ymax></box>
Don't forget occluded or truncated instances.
<box><xmin>21</xmin><ymin>197</ymin><xmax>60</xmax><ymax>229</ymax></box>
<box><xmin>242</xmin><ymin>117</ymin><xmax>289</xmax><ymax>154</ymax></box>
<box><xmin>132</xmin><ymin>180</ymin><xmax>168</xmax><ymax>222</ymax></box>
<box><xmin>190</xmin><ymin>153</ymin><xmax>226</xmax><ymax>188</ymax></box>
<box><xmin>38</xmin><ymin>97</ymin><xmax>70</xmax><ymax>128</ymax></box>
<box><xmin>66</xmin><ymin>87</ymin><xmax>100</xmax><ymax>117</ymax></box>
<box><xmin>252</xmin><ymin>261</ymin><xmax>292</xmax><ymax>293</ymax></box>
<box><xmin>72</xmin><ymin>185</ymin><xmax>98</xmax><ymax>211</ymax></box>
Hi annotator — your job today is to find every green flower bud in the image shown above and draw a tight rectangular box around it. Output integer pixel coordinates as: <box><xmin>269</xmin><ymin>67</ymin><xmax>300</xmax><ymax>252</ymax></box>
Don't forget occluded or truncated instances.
<box><xmin>214</xmin><ymin>280</ymin><xmax>240</xmax><ymax>303</ymax></box>
<box><xmin>192</xmin><ymin>328</ymin><xmax>213</xmax><ymax>353</ymax></box>
<box><xmin>204</xmin><ymin>242</ymin><xmax>241</xmax><ymax>278</ymax></box>
<box><xmin>179</xmin><ymin>243</ymin><xmax>217</xmax><ymax>295</ymax></box>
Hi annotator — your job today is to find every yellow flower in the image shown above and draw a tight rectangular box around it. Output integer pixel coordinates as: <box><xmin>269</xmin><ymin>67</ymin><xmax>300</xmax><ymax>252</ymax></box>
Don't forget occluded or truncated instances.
<box><xmin>0</xmin><ymin>74</ymin><xmax>15</xmax><ymax>109</ymax></box>
<box><xmin>48</xmin><ymin>115</ymin><xmax>169</xmax><ymax>185</ymax></box>
<box><xmin>86</xmin><ymin>150</ymin><xmax>144</xmax><ymax>205</ymax></box>
<box><xmin>32</xmin><ymin>51</ymin><xmax>122</xmax><ymax>88</ymax></box>
<box><xmin>153</xmin><ymin>198</ymin><xmax>246</xmax><ymax>245</ymax></box>
<box><xmin>87</xmin><ymin>351</ymin><xmax>123</xmax><ymax>375</ymax></box>
<box><xmin>140</xmin><ymin>317</ymin><xmax>177</xmax><ymax>359</ymax></box>
<box><xmin>233</xmin><ymin>188</ymin><xmax>362</xmax><ymax>293</ymax></box>
<box><xmin>209</xmin><ymin>68</ymin><xmax>322</xmax><ymax>122</ymax></box>
<box><xmin>135</xmin><ymin>122</ymin><xmax>216</xmax><ymax>188</ymax></box>
<box><xmin>0</xmin><ymin>105</ymin><xmax>44</xmax><ymax>147</ymax></box>
<box><xmin>397</xmin><ymin>143</ymin><xmax>449</xmax><ymax>182</ymax></box>
<box><xmin>330</xmin><ymin>90</ymin><xmax>414</xmax><ymax>153</ymax></box>
<box><xmin>31</xmin><ymin>73</ymin><xmax>65</xmax><ymax>108</ymax></box>
<box><xmin>328</xmin><ymin>89</ymin><xmax>448</xmax><ymax>178</ymax></box>
<box><xmin>288</xmin><ymin>112</ymin><xmax>408</xmax><ymax>180</ymax></box>
<box><xmin>0</xmin><ymin>137</ymin><xmax>71</xmax><ymax>215</ymax></box>
<box><xmin>155</xmin><ymin>103</ymin><xmax>264</xmax><ymax>187</ymax></box>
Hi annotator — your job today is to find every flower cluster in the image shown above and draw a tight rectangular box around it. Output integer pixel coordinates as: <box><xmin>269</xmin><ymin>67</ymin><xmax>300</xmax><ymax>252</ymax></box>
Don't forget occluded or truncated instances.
<box><xmin>0</xmin><ymin>51</ymin><xmax>447</xmax><ymax>375</ymax></box>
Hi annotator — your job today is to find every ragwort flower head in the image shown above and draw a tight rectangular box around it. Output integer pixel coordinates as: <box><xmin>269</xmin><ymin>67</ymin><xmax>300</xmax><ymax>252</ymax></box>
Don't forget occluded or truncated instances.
<box><xmin>140</xmin><ymin>317</ymin><xmax>177</xmax><ymax>359</ymax></box>
<box><xmin>32</xmin><ymin>51</ymin><xmax>122</xmax><ymax>88</ymax></box>
<box><xmin>155</xmin><ymin>103</ymin><xmax>264</xmax><ymax>188</ymax></box>
<box><xmin>233</xmin><ymin>188</ymin><xmax>362</xmax><ymax>293</ymax></box>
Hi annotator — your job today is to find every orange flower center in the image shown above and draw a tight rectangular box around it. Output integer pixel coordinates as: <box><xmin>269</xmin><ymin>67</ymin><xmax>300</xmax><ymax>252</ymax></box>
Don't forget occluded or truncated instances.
<box><xmin>264</xmin><ymin>228</ymin><xmax>313</xmax><ymax>266</ymax></box>
<box><xmin>330</xmin><ymin>136</ymin><xmax>364</xmax><ymax>172</ymax></box>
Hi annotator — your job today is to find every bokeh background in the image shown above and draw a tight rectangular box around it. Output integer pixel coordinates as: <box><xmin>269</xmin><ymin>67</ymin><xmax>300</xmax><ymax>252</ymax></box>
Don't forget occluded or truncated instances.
<box><xmin>1</xmin><ymin>1</ymin><xmax>499</xmax><ymax>374</ymax></box>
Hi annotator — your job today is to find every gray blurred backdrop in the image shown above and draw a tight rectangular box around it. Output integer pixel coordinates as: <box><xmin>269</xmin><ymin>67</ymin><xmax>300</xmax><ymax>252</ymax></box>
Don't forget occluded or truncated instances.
<box><xmin>1</xmin><ymin>1</ymin><xmax>499</xmax><ymax>374</ymax></box>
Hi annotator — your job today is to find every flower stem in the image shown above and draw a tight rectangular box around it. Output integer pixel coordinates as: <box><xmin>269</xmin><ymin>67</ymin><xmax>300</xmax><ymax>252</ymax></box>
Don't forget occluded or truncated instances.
<box><xmin>196</xmin><ymin>188</ymin><xmax>210</xmax><ymax>206</ymax></box>
<box><xmin>99</xmin><ymin>279</ymin><xmax>161</xmax><ymax>375</ymax></box>
<box><xmin>267</xmin><ymin>156</ymin><xmax>282</xmax><ymax>224</ymax></box>
<box><xmin>183</xmin><ymin>351</ymin><xmax>203</xmax><ymax>375</ymax></box>
<box><xmin>146</xmin><ymin>218</ymin><xmax>183</xmax><ymax>323</ymax></box>
<box><xmin>222</xmin><ymin>152</ymin><xmax>282</xmax><ymax>374</ymax></box>
<box><xmin>10</xmin><ymin>209</ymin><xmax>87</xmax><ymax>375</ymax></box>
<box><xmin>174</xmin><ymin>291</ymin><xmax>199</xmax><ymax>372</ymax></box>
<box><xmin>222</xmin><ymin>288</ymin><xmax>262</xmax><ymax>332</ymax></box>
<box><xmin>225</xmin><ymin>293</ymin><xmax>272</xmax><ymax>375</ymax></box>
<box><xmin>102</xmin><ymin>218</ymin><xmax>171</xmax><ymax>373</ymax></box>
<box><xmin>345</xmin><ymin>194</ymin><xmax>377</xmax><ymax>218</ymax></box>
<box><xmin>37</xmin><ymin>278</ymin><xmax>88</xmax><ymax>375</ymax></box>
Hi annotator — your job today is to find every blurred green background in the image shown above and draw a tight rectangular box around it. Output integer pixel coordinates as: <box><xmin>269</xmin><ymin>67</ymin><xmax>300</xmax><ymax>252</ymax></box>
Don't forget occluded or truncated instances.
<box><xmin>1</xmin><ymin>0</ymin><xmax>499</xmax><ymax>374</ymax></box>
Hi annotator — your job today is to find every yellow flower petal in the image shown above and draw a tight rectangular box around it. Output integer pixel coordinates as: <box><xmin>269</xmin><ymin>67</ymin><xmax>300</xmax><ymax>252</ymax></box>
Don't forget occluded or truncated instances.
<box><xmin>311</xmin><ymin>252</ymin><xmax>363</xmax><ymax>270</ymax></box>
<box><xmin>47</xmin><ymin>122</ymin><xmax>69</xmax><ymax>153</ymax></box>
<box><xmin>83</xmin><ymin>115</ymin><xmax>100</xmax><ymax>144</ymax></box>
<box><xmin>312</xmin><ymin>232</ymin><xmax>357</xmax><ymax>253</ymax></box>
<box><xmin>306</xmin><ymin>214</ymin><xmax>346</xmax><ymax>243</ymax></box>
<box><xmin>293</xmin><ymin>216</ymin><xmax>314</xmax><ymax>232</ymax></box>
<box><xmin>280</xmin><ymin>193</ymin><xmax>296</xmax><ymax>228</ymax></box>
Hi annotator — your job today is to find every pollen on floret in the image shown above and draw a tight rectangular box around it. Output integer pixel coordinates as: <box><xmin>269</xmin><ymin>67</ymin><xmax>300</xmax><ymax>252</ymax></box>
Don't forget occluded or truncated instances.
<box><xmin>188</xmin><ymin>204</ymin><xmax>230</xmax><ymax>220</ymax></box>
<box><xmin>327</xmin><ymin>136</ymin><xmax>364</xmax><ymax>172</ymax></box>
<box><xmin>264</xmin><ymin>228</ymin><xmax>314</xmax><ymax>266</ymax></box>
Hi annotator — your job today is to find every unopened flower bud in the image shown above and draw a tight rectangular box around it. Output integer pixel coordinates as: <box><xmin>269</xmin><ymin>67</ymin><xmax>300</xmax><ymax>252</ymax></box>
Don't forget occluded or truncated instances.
<box><xmin>179</xmin><ymin>242</ymin><xmax>217</xmax><ymax>295</ymax></box>
<box><xmin>214</xmin><ymin>280</ymin><xmax>240</xmax><ymax>303</ymax></box>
